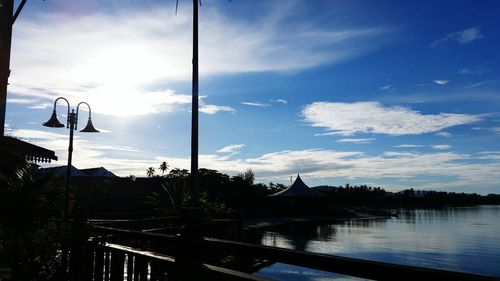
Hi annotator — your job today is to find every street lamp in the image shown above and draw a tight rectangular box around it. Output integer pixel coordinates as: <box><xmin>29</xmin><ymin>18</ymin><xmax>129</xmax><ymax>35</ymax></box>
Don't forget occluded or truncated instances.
<box><xmin>42</xmin><ymin>96</ymin><xmax>99</xmax><ymax>273</ymax></box>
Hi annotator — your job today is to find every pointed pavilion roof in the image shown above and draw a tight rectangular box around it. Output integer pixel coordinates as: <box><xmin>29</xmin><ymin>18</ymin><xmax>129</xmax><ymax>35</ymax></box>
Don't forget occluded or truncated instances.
<box><xmin>269</xmin><ymin>174</ymin><xmax>324</xmax><ymax>197</ymax></box>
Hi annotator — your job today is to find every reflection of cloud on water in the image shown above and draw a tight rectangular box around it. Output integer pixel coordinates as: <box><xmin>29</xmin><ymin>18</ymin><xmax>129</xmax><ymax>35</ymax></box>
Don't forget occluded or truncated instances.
<box><xmin>256</xmin><ymin>207</ymin><xmax>500</xmax><ymax>277</ymax></box>
<box><xmin>256</xmin><ymin>263</ymin><xmax>368</xmax><ymax>281</ymax></box>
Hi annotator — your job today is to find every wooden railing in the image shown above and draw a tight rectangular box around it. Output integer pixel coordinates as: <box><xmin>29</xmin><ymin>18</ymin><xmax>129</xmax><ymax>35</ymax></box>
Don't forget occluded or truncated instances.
<box><xmin>84</xmin><ymin>242</ymin><xmax>271</xmax><ymax>281</ymax></box>
<box><xmin>72</xmin><ymin>225</ymin><xmax>499</xmax><ymax>281</ymax></box>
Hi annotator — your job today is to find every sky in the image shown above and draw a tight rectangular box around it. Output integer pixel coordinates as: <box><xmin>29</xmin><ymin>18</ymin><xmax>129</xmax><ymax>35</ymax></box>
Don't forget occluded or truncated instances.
<box><xmin>5</xmin><ymin>0</ymin><xmax>500</xmax><ymax>194</ymax></box>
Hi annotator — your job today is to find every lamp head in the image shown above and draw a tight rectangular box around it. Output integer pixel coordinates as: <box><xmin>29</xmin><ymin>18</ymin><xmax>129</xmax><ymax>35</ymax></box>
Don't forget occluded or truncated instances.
<box><xmin>42</xmin><ymin>110</ymin><xmax>65</xmax><ymax>128</ymax></box>
<box><xmin>80</xmin><ymin>118</ymin><xmax>99</xmax><ymax>133</ymax></box>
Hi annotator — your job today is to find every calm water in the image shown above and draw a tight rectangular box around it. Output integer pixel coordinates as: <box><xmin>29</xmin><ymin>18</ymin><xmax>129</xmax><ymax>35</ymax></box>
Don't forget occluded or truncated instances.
<box><xmin>252</xmin><ymin>205</ymin><xmax>500</xmax><ymax>280</ymax></box>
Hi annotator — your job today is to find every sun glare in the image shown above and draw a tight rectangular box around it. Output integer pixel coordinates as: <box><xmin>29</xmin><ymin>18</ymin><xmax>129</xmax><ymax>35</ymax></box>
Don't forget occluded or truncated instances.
<box><xmin>64</xmin><ymin>44</ymin><xmax>190</xmax><ymax>117</ymax></box>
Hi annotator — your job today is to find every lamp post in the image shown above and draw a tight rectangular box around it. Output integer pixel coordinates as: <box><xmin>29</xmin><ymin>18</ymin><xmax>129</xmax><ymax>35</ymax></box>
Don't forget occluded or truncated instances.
<box><xmin>42</xmin><ymin>96</ymin><xmax>99</xmax><ymax>274</ymax></box>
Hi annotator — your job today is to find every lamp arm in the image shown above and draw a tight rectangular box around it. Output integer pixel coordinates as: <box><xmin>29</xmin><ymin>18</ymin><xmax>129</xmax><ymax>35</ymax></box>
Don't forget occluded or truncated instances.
<box><xmin>54</xmin><ymin>97</ymin><xmax>70</xmax><ymax>128</ymax></box>
<box><xmin>76</xmin><ymin>102</ymin><xmax>92</xmax><ymax>131</ymax></box>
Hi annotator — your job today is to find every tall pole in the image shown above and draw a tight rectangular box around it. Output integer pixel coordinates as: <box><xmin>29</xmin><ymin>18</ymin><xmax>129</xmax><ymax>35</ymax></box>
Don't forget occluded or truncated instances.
<box><xmin>0</xmin><ymin>0</ymin><xmax>13</xmax><ymax>136</ymax></box>
<box><xmin>191</xmin><ymin>0</ymin><xmax>199</xmax><ymax>205</ymax></box>
<box><xmin>65</xmin><ymin>110</ymin><xmax>75</xmax><ymax>221</ymax></box>
<box><xmin>61</xmin><ymin>109</ymin><xmax>75</xmax><ymax>275</ymax></box>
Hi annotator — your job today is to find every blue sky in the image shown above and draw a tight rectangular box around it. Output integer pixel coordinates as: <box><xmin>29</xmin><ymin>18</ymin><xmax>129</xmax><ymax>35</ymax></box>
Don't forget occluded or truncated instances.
<box><xmin>5</xmin><ymin>0</ymin><xmax>500</xmax><ymax>194</ymax></box>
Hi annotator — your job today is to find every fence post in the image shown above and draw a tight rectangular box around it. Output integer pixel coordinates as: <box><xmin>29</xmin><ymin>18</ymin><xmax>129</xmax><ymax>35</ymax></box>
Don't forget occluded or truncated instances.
<box><xmin>94</xmin><ymin>247</ymin><xmax>104</xmax><ymax>281</ymax></box>
<box><xmin>110</xmin><ymin>250</ymin><xmax>125</xmax><ymax>281</ymax></box>
<box><xmin>173</xmin><ymin>206</ymin><xmax>202</xmax><ymax>281</ymax></box>
<box><xmin>69</xmin><ymin>208</ymin><xmax>89</xmax><ymax>281</ymax></box>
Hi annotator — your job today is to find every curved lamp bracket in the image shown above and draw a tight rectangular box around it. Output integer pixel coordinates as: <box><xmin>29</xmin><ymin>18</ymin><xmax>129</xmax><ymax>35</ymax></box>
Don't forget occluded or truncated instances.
<box><xmin>76</xmin><ymin>102</ymin><xmax>99</xmax><ymax>133</ymax></box>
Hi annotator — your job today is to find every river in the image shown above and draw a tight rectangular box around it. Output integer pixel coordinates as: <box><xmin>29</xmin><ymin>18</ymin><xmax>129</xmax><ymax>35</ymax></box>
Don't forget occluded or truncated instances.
<box><xmin>251</xmin><ymin>205</ymin><xmax>500</xmax><ymax>280</ymax></box>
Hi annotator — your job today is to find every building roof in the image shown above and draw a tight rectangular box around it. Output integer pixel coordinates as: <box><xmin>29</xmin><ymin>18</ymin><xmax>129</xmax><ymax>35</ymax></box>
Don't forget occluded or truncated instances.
<box><xmin>0</xmin><ymin>136</ymin><xmax>58</xmax><ymax>163</ymax></box>
<box><xmin>80</xmin><ymin>167</ymin><xmax>117</xmax><ymax>177</ymax></box>
<box><xmin>38</xmin><ymin>166</ymin><xmax>118</xmax><ymax>179</ymax></box>
<box><xmin>269</xmin><ymin>174</ymin><xmax>324</xmax><ymax>197</ymax></box>
<box><xmin>37</xmin><ymin>165</ymin><xmax>87</xmax><ymax>179</ymax></box>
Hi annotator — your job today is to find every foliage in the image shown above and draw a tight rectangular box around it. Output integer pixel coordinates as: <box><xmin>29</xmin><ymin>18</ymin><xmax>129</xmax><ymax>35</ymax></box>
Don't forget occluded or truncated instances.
<box><xmin>315</xmin><ymin>184</ymin><xmax>500</xmax><ymax>207</ymax></box>
<box><xmin>146</xmin><ymin>175</ymin><xmax>190</xmax><ymax>216</ymax></box>
<box><xmin>0</xmin><ymin>151</ymin><xmax>64</xmax><ymax>281</ymax></box>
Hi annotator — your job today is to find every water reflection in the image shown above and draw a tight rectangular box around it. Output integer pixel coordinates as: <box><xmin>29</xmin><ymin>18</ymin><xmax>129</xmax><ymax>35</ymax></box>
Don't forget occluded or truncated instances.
<box><xmin>253</xmin><ymin>206</ymin><xmax>500</xmax><ymax>280</ymax></box>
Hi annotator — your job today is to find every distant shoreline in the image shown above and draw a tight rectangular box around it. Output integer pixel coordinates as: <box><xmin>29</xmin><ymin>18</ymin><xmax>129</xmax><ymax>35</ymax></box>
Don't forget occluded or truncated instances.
<box><xmin>243</xmin><ymin>210</ymin><xmax>391</xmax><ymax>230</ymax></box>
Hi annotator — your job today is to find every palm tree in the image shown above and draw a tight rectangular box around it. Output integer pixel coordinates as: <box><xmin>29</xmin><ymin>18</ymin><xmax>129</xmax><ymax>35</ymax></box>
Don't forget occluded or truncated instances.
<box><xmin>159</xmin><ymin>161</ymin><xmax>169</xmax><ymax>176</ymax></box>
<box><xmin>146</xmin><ymin>167</ymin><xmax>155</xmax><ymax>178</ymax></box>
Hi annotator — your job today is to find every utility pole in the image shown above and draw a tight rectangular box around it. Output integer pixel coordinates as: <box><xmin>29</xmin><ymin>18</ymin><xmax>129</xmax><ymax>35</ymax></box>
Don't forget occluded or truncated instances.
<box><xmin>190</xmin><ymin>0</ymin><xmax>199</xmax><ymax>206</ymax></box>
<box><xmin>0</xmin><ymin>0</ymin><xmax>13</xmax><ymax>136</ymax></box>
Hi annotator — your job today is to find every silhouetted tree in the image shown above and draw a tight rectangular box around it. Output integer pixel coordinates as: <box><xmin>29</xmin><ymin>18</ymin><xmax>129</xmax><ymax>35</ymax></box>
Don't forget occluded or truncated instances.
<box><xmin>146</xmin><ymin>167</ymin><xmax>156</xmax><ymax>177</ymax></box>
<box><xmin>237</xmin><ymin>168</ymin><xmax>255</xmax><ymax>185</ymax></box>
<box><xmin>159</xmin><ymin>161</ymin><xmax>169</xmax><ymax>176</ymax></box>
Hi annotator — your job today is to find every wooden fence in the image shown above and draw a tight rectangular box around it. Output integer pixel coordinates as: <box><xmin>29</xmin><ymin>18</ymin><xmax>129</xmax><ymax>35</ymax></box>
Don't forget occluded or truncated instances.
<box><xmin>70</xmin><ymin>224</ymin><xmax>499</xmax><ymax>281</ymax></box>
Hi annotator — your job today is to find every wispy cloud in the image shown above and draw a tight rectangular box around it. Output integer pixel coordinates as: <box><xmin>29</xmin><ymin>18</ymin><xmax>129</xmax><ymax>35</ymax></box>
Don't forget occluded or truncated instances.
<box><xmin>431</xmin><ymin>26</ymin><xmax>483</xmax><ymax>47</ymax></box>
<box><xmin>11</xmin><ymin>129</ymin><xmax>68</xmax><ymax>140</ymax></box>
<box><xmin>463</xmin><ymin>80</ymin><xmax>496</xmax><ymax>89</ymax></box>
<box><xmin>6</xmin><ymin>98</ymin><xmax>37</xmax><ymax>104</ymax></box>
<box><xmin>432</xmin><ymin>145</ymin><xmax>451</xmax><ymax>150</ymax></box>
<box><xmin>10</xmin><ymin>2</ymin><xmax>391</xmax><ymax>117</ymax></box>
<box><xmin>303</xmin><ymin>102</ymin><xmax>480</xmax><ymax>136</ymax></box>
<box><xmin>477</xmin><ymin>151</ymin><xmax>500</xmax><ymax>160</ymax></box>
<box><xmin>458</xmin><ymin>65</ymin><xmax>491</xmax><ymax>75</ymax></box>
<box><xmin>26</xmin><ymin>125</ymin><xmax>500</xmax><ymax>190</ymax></box>
<box><xmin>273</xmin><ymin>99</ymin><xmax>288</xmax><ymax>105</ymax></box>
<box><xmin>433</xmin><ymin>80</ymin><xmax>449</xmax><ymax>85</ymax></box>
<box><xmin>379</xmin><ymin>85</ymin><xmax>391</xmax><ymax>90</ymax></box>
<box><xmin>436</xmin><ymin>132</ymin><xmax>452</xmax><ymax>137</ymax></box>
<box><xmin>394</xmin><ymin>144</ymin><xmax>424</xmax><ymax>148</ymax></box>
<box><xmin>217</xmin><ymin>144</ymin><xmax>245</xmax><ymax>154</ymax></box>
<box><xmin>337</xmin><ymin>138</ymin><xmax>375</xmax><ymax>144</ymax></box>
<box><xmin>146</xmin><ymin>149</ymin><xmax>500</xmax><ymax>192</ymax></box>
<box><xmin>200</xmin><ymin>104</ymin><xmax>235</xmax><ymax>115</ymax></box>
<box><xmin>240</xmin><ymin>102</ymin><xmax>271</xmax><ymax>107</ymax></box>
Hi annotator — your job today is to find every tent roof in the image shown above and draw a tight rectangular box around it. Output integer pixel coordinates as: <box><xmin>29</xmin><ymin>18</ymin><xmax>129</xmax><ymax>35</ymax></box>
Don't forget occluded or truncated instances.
<box><xmin>269</xmin><ymin>174</ymin><xmax>324</xmax><ymax>197</ymax></box>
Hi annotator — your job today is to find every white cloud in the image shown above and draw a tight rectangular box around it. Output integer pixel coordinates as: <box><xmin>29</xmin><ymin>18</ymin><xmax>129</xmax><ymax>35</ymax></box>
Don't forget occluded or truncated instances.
<box><xmin>379</xmin><ymin>85</ymin><xmax>391</xmax><ymax>90</ymax></box>
<box><xmin>458</xmin><ymin>65</ymin><xmax>490</xmax><ymax>75</ymax></box>
<box><xmin>303</xmin><ymin>102</ymin><xmax>480</xmax><ymax>136</ymax></box>
<box><xmin>28</xmin><ymin>130</ymin><xmax>500</xmax><ymax>190</ymax></box>
<box><xmin>459</xmin><ymin>68</ymin><xmax>471</xmax><ymax>74</ymax></box>
<box><xmin>337</xmin><ymin>138</ymin><xmax>375</xmax><ymax>144</ymax></box>
<box><xmin>240</xmin><ymin>102</ymin><xmax>271</xmax><ymax>107</ymax></box>
<box><xmin>9</xmin><ymin>3</ymin><xmax>391</xmax><ymax>117</ymax></box>
<box><xmin>217</xmin><ymin>144</ymin><xmax>245</xmax><ymax>154</ymax></box>
<box><xmin>274</xmin><ymin>99</ymin><xmax>288</xmax><ymax>105</ymax></box>
<box><xmin>431</xmin><ymin>27</ymin><xmax>483</xmax><ymax>47</ymax></box>
<box><xmin>477</xmin><ymin>151</ymin><xmax>500</xmax><ymax>160</ymax></box>
<box><xmin>394</xmin><ymin>144</ymin><xmax>424</xmax><ymax>148</ymax></box>
<box><xmin>432</xmin><ymin>145</ymin><xmax>451</xmax><ymax>150</ymax></box>
<box><xmin>463</xmin><ymin>80</ymin><xmax>496</xmax><ymax>89</ymax></box>
<box><xmin>6</xmin><ymin>98</ymin><xmax>37</xmax><ymax>104</ymax></box>
<box><xmin>433</xmin><ymin>80</ymin><xmax>449</xmax><ymax>85</ymax></box>
<box><xmin>456</xmin><ymin>27</ymin><xmax>484</xmax><ymax>44</ymax></box>
<box><xmin>436</xmin><ymin>131</ymin><xmax>452</xmax><ymax>137</ymax></box>
<box><xmin>149</xmin><ymin>149</ymin><xmax>500</xmax><ymax>191</ymax></box>
<box><xmin>12</xmin><ymin>129</ymin><xmax>69</xmax><ymax>140</ymax></box>
<box><xmin>29</xmin><ymin>103</ymin><xmax>52</xmax><ymax>109</ymax></box>
<box><xmin>200</xmin><ymin>104</ymin><xmax>235</xmax><ymax>115</ymax></box>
